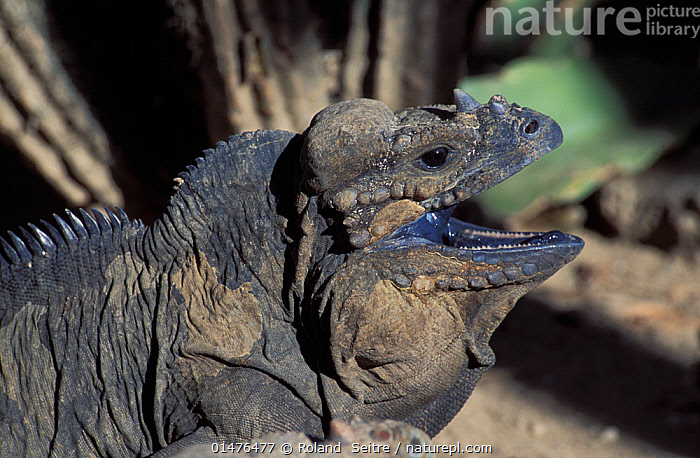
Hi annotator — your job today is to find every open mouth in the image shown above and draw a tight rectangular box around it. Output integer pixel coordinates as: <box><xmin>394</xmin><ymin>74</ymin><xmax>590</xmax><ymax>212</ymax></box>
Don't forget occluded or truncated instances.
<box><xmin>371</xmin><ymin>206</ymin><xmax>581</xmax><ymax>255</ymax></box>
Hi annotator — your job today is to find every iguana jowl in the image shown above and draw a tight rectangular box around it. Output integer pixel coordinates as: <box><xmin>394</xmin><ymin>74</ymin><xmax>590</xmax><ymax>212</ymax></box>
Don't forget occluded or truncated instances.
<box><xmin>0</xmin><ymin>89</ymin><xmax>583</xmax><ymax>456</ymax></box>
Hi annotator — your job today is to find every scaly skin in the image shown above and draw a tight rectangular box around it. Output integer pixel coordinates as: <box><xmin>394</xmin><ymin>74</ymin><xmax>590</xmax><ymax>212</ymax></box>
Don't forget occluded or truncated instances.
<box><xmin>296</xmin><ymin>90</ymin><xmax>581</xmax><ymax>435</ymax></box>
<box><xmin>0</xmin><ymin>90</ymin><xmax>582</xmax><ymax>456</ymax></box>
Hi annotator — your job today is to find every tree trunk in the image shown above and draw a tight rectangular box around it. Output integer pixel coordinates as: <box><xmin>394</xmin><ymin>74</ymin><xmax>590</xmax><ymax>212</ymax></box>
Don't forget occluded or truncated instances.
<box><xmin>0</xmin><ymin>0</ymin><xmax>475</xmax><ymax>229</ymax></box>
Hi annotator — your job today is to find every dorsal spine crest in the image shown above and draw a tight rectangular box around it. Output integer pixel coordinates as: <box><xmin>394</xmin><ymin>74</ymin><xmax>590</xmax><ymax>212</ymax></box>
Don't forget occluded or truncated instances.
<box><xmin>0</xmin><ymin>207</ymin><xmax>140</xmax><ymax>266</ymax></box>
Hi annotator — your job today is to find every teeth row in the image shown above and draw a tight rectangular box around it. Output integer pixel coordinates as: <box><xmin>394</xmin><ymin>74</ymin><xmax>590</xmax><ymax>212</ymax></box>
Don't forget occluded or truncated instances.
<box><xmin>460</xmin><ymin>229</ymin><xmax>532</xmax><ymax>238</ymax></box>
<box><xmin>463</xmin><ymin>244</ymin><xmax>517</xmax><ymax>251</ymax></box>
<box><xmin>454</xmin><ymin>241</ymin><xmax>549</xmax><ymax>251</ymax></box>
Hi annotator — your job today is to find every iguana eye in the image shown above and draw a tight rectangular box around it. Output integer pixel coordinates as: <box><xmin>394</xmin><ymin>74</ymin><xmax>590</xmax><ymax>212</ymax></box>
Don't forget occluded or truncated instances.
<box><xmin>522</xmin><ymin>118</ymin><xmax>540</xmax><ymax>136</ymax></box>
<box><xmin>418</xmin><ymin>146</ymin><xmax>450</xmax><ymax>169</ymax></box>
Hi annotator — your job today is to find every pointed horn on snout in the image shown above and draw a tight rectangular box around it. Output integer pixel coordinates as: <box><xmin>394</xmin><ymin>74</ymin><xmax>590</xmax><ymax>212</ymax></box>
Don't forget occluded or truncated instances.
<box><xmin>454</xmin><ymin>88</ymin><xmax>480</xmax><ymax>112</ymax></box>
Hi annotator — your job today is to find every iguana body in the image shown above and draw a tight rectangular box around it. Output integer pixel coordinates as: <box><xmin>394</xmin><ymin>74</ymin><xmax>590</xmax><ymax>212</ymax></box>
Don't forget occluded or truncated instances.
<box><xmin>0</xmin><ymin>90</ymin><xmax>583</xmax><ymax>456</ymax></box>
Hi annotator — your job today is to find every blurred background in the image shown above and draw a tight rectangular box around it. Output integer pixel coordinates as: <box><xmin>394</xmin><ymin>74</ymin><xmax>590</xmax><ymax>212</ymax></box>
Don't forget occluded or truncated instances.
<box><xmin>0</xmin><ymin>0</ymin><xmax>698</xmax><ymax>456</ymax></box>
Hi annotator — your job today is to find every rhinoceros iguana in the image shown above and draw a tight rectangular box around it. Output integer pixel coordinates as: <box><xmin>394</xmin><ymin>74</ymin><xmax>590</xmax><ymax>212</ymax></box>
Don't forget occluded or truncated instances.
<box><xmin>0</xmin><ymin>89</ymin><xmax>583</xmax><ymax>456</ymax></box>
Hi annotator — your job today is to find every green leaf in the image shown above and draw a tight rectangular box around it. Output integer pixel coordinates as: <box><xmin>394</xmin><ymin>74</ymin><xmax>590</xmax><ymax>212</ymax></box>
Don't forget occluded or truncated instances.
<box><xmin>458</xmin><ymin>56</ymin><xmax>681</xmax><ymax>217</ymax></box>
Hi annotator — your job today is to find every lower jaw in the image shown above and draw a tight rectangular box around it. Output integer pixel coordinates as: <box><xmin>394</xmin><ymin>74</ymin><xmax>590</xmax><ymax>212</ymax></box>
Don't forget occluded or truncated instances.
<box><xmin>375</xmin><ymin>205</ymin><xmax>568</xmax><ymax>252</ymax></box>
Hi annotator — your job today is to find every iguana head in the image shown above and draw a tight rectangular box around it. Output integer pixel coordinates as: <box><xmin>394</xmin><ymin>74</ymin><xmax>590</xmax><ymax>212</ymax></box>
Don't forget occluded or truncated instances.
<box><xmin>302</xmin><ymin>89</ymin><xmax>564</xmax><ymax>248</ymax></box>
<box><xmin>299</xmin><ymin>90</ymin><xmax>583</xmax><ymax>433</ymax></box>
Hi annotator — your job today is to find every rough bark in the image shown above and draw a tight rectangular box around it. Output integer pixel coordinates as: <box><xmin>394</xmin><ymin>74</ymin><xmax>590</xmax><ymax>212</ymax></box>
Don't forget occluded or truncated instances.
<box><xmin>170</xmin><ymin>0</ymin><xmax>473</xmax><ymax>136</ymax></box>
<box><xmin>0</xmin><ymin>0</ymin><xmax>122</xmax><ymax>207</ymax></box>
<box><xmin>1</xmin><ymin>0</ymin><xmax>475</xmax><ymax>228</ymax></box>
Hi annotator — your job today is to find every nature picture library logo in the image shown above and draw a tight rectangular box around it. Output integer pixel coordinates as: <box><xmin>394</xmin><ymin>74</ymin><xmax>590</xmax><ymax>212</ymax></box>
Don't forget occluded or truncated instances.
<box><xmin>485</xmin><ymin>1</ymin><xmax>700</xmax><ymax>39</ymax></box>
